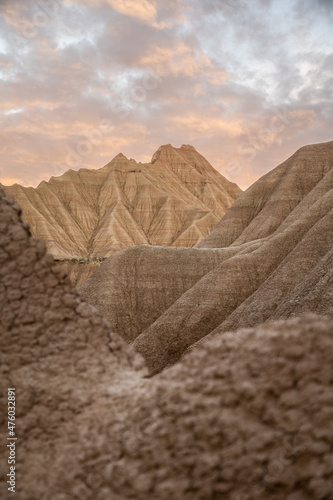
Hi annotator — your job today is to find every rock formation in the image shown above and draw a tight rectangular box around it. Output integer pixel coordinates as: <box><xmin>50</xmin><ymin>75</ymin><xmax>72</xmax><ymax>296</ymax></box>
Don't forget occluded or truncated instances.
<box><xmin>1</xmin><ymin>185</ymin><xmax>333</xmax><ymax>500</ymax></box>
<box><xmin>0</xmin><ymin>185</ymin><xmax>145</xmax><ymax>499</ymax></box>
<box><xmin>78</xmin><ymin>244</ymin><xmax>241</xmax><ymax>342</ymax></box>
<box><xmin>4</xmin><ymin>145</ymin><xmax>241</xmax><ymax>261</ymax></box>
<box><xmin>198</xmin><ymin>140</ymin><xmax>333</xmax><ymax>248</ymax></box>
<box><xmin>79</xmin><ymin>141</ymin><xmax>333</xmax><ymax>374</ymax></box>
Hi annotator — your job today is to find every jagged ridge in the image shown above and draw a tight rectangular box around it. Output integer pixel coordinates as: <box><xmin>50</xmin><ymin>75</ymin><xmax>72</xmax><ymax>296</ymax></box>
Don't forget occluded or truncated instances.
<box><xmin>4</xmin><ymin>144</ymin><xmax>241</xmax><ymax>259</ymax></box>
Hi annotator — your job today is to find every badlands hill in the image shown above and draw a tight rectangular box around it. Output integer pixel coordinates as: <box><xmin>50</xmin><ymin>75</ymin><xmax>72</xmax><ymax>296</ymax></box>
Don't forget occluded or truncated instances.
<box><xmin>1</xmin><ymin>185</ymin><xmax>333</xmax><ymax>500</ymax></box>
<box><xmin>4</xmin><ymin>144</ymin><xmax>241</xmax><ymax>261</ymax></box>
<box><xmin>79</xmin><ymin>140</ymin><xmax>333</xmax><ymax>374</ymax></box>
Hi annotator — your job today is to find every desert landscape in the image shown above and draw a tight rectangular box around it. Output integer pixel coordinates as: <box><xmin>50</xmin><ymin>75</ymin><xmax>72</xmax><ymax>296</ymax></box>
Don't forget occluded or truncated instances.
<box><xmin>1</xmin><ymin>0</ymin><xmax>333</xmax><ymax>499</ymax></box>
<box><xmin>1</xmin><ymin>139</ymin><xmax>333</xmax><ymax>499</ymax></box>
<box><xmin>4</xmin><ymin>144</ymin><xmax>241</xmax><ymax>285</ymax></box>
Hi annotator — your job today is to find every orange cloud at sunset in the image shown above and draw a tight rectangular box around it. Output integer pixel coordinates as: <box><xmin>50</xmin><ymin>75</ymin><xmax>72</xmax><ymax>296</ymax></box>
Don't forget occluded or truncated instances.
<box><xmin>0</xmin><ymin>0</ymin><xmax>332</xmax><ymax>190</ymax></box>
<box><xmin>172</xmin><ymin>115</ymin><xmax>243</xmax><ymax>137</ymax></box>
<box><xmin>72</xmin><ymin>0</ymin><xmax>159</xmax><ymax>26</ymax></box>
<box><xmin>138</xmin><ymin>44</ymin><xmax>229</xmax><ymax>81</ymax></box>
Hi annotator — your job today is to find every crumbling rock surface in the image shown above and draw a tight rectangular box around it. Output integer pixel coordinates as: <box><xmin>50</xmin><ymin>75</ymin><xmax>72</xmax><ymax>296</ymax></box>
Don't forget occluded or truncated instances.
<box><xmin>66</xmin><ymin>315</ymin><xmax>333</xmax><ymax>500</ymax></box>
<box><xmin>0</xmin><ymin>185</ymin><xmax>145</xmax><ymax>499</ymax></box>
<box><xmin>1</xmin><ymin>185</ymin><xmax>333</xmax><ymax>500</ymax></box>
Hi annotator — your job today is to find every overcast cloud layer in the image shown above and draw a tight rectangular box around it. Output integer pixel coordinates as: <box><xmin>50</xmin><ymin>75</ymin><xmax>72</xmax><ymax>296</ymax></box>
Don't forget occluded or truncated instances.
<box><xmin>0</xmin><ymin>0</ymin><xmax>332</xmax><ymax>189</ymax></box>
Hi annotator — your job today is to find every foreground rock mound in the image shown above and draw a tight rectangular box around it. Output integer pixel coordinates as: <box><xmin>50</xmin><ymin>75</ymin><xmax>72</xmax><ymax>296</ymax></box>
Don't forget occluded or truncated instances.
<box><xmin>0</xmin><ymin>185</ymin><xmax>145</xmax><ymax>499</ymax></box>
<box><xmin>1</xmin><ymin>186</ymin><xmax>333</xmax><ymax>499</ymax></box>
<box><xmin>4</xmin><ymin>144</ymin><xmax>241</xmax><ymax>261</ymax></box>
<box><xmin>68</xmin><ymin>315</ymin><xmax>333</xmax><ymax>500</ymax></box>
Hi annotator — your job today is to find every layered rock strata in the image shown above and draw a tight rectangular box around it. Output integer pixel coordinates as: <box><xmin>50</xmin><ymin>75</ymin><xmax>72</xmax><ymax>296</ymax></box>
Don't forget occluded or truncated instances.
<box><xmin>4</xmin><ymin>145</ymin><xmax>241</xmax><ymax>260</ymax></box>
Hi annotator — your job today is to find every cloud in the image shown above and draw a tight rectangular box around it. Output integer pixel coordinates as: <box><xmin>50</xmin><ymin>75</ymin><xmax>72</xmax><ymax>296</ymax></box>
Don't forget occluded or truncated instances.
<box><xmin>105</xmin><ymin>0</ymin><xmax>158</xmax><ymax>25</ymax></box>
<box><xmin>138</xmin><ymin>44</ymin><xmax>229</xmax><ymax>80</ymax></box>
<box><xmin>0</xmin><ymin>0</ymin><xmax>332</xmax><ymax>190</ymax></box>
<box><xmin>68</xmin><ymin>0</ymin><xmax>160</xmax><ymax>26</ymax></box>
<box><xmin>171</xmin><ymin>115</ymin><xmax>243</xmax><ymax>137</ymax></box>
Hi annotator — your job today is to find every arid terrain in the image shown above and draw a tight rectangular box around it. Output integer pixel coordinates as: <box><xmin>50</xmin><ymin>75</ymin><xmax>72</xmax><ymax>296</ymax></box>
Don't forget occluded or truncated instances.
<box><xmin>4</xmin><ymin>144</ymin><xmax>241</xmax><ymax>285</ymax></box>
<box><xmin>1</xmin><ymin>141</ymin><xmax>333</xmax><ymax>499</ymax></box>
<box><xmin>80</xmin><ymin>141</ymin><xmax>333</xmax><ymax>373</ymax></box>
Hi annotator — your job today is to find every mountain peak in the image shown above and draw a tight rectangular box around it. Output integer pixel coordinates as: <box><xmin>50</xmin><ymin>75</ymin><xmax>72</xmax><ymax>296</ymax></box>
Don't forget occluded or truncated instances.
<box><xmin>114</xmin><ymin>152</ymin><xmax>128</xmax><ymax>160</ymax></box>
<box><xmin>150</xmin><ymin>143</ymin><xmax>197</xmax><ymax>164</ymax></box>
<box><xmin>4</xmin><ymin>144</ymin><xmax>241</xmax><ymax>264</ymax></box>
<box><xmin>101</xmin><ymin>152</ymin><xmax>131</xmax><ymax>170</ymax></box>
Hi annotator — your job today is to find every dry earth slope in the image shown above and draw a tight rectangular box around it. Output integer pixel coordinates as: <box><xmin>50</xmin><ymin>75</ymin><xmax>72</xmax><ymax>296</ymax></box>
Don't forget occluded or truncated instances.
<box><xmin>4</xmin><ymin>144</ymin><xmax>241</xmax><ymax>260</ymax></box>
<box><xmin>78</xmin><ymin>244</ymin><xmax>243</xmax><ymax>342</ymax></box>
<box><xmin>1</xmin><ymin>185</ymin><xmax>333</xmax><ymax>500</ymax></box>
<box><xmin>79</xmin><ymin>140</ymin><xmax>333</xmax><ymax>374</ymax></box>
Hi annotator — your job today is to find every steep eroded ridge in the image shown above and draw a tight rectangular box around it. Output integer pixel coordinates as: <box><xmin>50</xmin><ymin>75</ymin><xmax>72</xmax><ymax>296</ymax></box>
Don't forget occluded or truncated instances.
<box><xmin>4</xmin><ymin>145</ymin><xmax>242</xmax><ymax>259</ymax></box>
<box><xmin>78</xmin><ymin>140</ymin><xmax>333</xmax><ymax>374</ymax></box>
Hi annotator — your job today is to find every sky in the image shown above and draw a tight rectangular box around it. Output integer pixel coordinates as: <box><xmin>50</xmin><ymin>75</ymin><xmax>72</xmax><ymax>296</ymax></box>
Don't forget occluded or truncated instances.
<box><xmin>0</xmin><ymin>0</ymin><xmax>332</xmax><ymax>190</ymax></box>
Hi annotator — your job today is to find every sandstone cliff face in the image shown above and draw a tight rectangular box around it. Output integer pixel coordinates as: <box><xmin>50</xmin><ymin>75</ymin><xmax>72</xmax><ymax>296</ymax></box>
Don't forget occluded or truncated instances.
<box><xmin>3</xmin><ymin>144</ymin><xmax>241</xmax><ymax>261</ymax></box>
<box><xmin>1</xmin><ymin>186</ymin><xmax>333</xmax><ymax>500</ymax></box>
<box><xmin>79</xmin><ymin>141</ymin><xmax>333</xmax><ymax>374</ymax></box>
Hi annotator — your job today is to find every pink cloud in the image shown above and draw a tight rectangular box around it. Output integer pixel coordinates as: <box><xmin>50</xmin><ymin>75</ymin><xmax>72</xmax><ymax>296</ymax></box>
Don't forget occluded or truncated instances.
<box><xmin>0</xmin><ymin>0</ymin><xmax>332</xmax><ymax>192</ymax></box>
<box><xmin>67</xmin><ymin>0</ymin><xmax>160</xmax><ymax>26</ymax></box>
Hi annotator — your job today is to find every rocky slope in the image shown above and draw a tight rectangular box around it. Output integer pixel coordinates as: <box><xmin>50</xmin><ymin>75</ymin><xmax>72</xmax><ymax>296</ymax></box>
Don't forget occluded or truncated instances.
<box><xmin>1</xmin><ymin>185</ymin><xmax>333</xmax><ymax>500</ymax></box>
<box><xmin>198</xmin><ymin>140</ymin><xmax>333</xmax><ymax>248</ymax></box>
<box><xmin>79</xmin><ymin>141</ymin><xmax>333</xmax><ymax>374</ymax></box>
<box><xmin>3</xmin><ymin>144</ymin><xmax>241</xmax><ymax>261</ymax></box>
<box><xmin>79</xmin><ymin>245</ymin><xmax>241</xmax><ymax>342</ymax></box>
